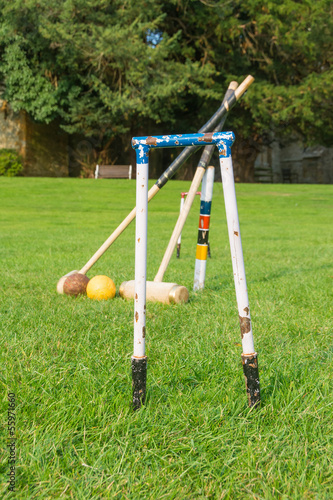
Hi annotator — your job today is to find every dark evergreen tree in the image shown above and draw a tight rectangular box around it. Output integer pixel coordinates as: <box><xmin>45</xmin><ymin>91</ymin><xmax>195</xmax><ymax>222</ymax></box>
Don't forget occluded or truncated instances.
<box><xmin>0</xmin><ymin>0</ymin><xmax>331</xmax><ymax>164</ymax></box>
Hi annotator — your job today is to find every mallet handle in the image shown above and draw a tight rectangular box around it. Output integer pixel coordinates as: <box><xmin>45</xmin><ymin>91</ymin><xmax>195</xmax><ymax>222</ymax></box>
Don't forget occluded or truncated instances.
<box><xmin>79</xmin><ymin>76</ymin><xmax>253</xmax><ymax>275</ymax></box>
<box><xmin>235</xmin><ymin>75</ymin><xmax>254</xmax><ymax>101</ymax></box>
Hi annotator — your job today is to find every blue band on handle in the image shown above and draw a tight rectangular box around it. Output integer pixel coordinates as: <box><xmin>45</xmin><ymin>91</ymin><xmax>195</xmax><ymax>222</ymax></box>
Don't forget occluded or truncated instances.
<box><xmin>200</xmin><ymin>200</ymin><xmax>212</xmax><ymax>215</ymax></box>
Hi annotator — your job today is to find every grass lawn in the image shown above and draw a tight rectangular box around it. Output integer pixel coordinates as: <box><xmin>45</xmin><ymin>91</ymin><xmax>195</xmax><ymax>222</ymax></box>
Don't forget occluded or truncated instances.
<box><xmin>0</xmin><ymin>177</ymin><xmax>332</xmax><ymax>499</ymax></box>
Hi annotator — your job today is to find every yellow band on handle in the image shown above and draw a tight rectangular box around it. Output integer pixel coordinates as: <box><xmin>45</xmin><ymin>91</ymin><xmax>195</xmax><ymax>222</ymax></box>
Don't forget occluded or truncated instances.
<box><xmin>196</xmin><ymin>245</ymin><xmax>208</xmax><ymax>260</ymax></box>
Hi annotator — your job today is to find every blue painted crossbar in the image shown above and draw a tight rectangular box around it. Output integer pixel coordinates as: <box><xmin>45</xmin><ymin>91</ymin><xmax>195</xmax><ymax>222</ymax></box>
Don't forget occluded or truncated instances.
<box><xmin>132</xmin><ymin>131</ymin><xmax>235</xmax><ymax>151</ymax></box>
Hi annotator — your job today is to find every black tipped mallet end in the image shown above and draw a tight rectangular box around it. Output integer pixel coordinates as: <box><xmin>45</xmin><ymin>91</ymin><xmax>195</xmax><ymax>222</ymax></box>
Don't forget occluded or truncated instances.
<box><xmin>242</xmin><ymin>353</ymin><xmax>260</xmax><ymax>408</ymax></box>
<box><xmin>131</xmin><ymin>356</ymin><xmax>147</xmax><ymax>411</ymax></box>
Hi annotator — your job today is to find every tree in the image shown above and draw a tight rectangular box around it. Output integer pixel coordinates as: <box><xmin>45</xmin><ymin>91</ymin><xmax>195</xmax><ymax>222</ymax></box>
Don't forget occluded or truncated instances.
<box><xmin>0</xmin><ymin>0</ymin><xmax>332</xmax><ymax>166</ymax></box>
<box><xmin>0</xmin><ymin>1</ymin><xmax>218</xmax><ymax>144</ymax></box>
<box><xmin>157</xmin><ymin>0</ymin><xmax>333</xmax><ymax>146</ymax></box>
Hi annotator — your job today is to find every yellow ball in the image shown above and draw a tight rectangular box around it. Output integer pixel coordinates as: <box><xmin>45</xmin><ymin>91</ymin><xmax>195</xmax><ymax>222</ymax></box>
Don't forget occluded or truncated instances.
<box><xmin>86</xmin><ymin>275</ymin><xmax>116</xmax><ymax>300</ymax></box>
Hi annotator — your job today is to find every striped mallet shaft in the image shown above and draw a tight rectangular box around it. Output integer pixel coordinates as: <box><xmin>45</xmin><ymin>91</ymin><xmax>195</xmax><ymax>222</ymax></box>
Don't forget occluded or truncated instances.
<box><xmin>193</xmin><ymin>166</ymin><xmax>215</xmax><ymax>291</ymax></box>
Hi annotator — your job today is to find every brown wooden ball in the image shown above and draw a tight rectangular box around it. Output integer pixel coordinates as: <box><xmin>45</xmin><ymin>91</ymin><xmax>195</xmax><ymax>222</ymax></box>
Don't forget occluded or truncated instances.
<box><xmin>63</xmin><ymin>273</ymin><xmax>90</xmax><ymax>296</ymax></box>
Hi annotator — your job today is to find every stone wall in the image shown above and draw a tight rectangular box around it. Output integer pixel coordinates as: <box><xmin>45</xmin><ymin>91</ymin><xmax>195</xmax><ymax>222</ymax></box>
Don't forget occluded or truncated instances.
<box><xmin>0</xmin><ymin>100</ymin><xmax>69</xmax><ymax>177</ymax></box>
<box><xmin>24</xmin><ymin>114</ymin><xmax>69</xmax><ymax>177</ymax></box>
<box><xmin>0</xmin><ymin>100</ymin><xmax>25</xmax><ymax>155</ymax></box>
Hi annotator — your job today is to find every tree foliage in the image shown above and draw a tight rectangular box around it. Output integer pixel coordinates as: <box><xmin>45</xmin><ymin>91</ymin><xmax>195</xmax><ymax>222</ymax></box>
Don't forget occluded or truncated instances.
<box><xmin>0</xmin><ymin>0</ymin><xmax>332</xmax><ymax>152</ymax></box>
<box><xmin>0</xmin><ymin>0</ymin><xmax>218</xmax><ymax>141</ymax></box>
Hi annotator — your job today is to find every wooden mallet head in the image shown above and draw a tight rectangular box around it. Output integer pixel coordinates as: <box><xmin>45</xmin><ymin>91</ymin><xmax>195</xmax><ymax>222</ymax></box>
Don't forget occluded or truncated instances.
<box><xmin>119</xmin><ymin>280</ymin><xmax>189</xmax><ymax>305</ymax></box>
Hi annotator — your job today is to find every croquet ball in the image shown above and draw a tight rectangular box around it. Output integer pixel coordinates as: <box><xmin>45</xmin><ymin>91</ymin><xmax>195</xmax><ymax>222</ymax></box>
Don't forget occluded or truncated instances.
<box><xmin>86</xmin><ymin>275</ymin><xmax>116</xmax><ymax>300</ymax></box>
<box><xmin>62</xmin><ymin>273</ymin><xmax>90</xmax><ymax>296</ymax></box>
<box><xmin>57</xmin><ymin>270</ymin><xmax>79</xmax><ymax>294</ymax></box>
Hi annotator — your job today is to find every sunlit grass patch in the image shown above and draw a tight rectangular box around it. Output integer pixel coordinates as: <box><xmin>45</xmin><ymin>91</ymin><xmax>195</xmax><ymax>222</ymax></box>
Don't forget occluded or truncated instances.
<box><xmin>1</xmin><ymin>178</ymin><xmax>332</xmax><ymax>499</ymax></box>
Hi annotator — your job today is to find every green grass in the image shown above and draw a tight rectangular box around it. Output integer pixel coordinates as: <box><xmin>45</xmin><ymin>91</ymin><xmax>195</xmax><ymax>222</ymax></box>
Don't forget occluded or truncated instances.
<box><xmin>1</xmin><ymin>177</ymin><xmax>332</xmax><ymax>499</ymax></box>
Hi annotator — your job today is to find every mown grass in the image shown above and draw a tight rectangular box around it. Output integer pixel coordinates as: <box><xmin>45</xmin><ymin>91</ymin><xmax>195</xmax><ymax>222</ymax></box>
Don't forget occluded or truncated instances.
<box><xmin>0</xmin><ymin>177</ymin><xmax>332</xmax><ymax>499</ymax></box>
